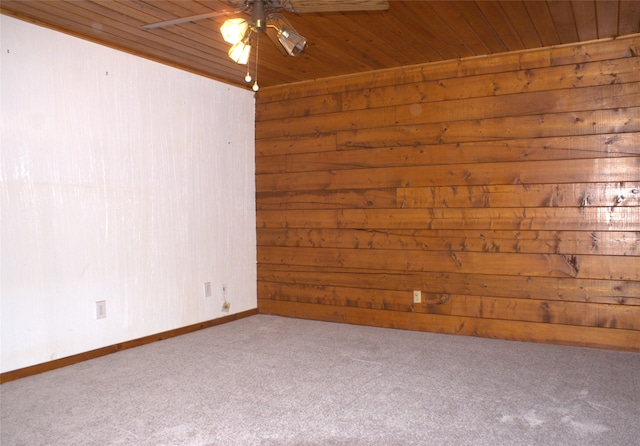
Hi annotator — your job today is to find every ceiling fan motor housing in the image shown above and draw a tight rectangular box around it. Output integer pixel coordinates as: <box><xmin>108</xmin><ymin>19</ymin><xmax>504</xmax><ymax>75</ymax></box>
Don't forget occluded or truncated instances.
<box><xmin>251</xmin><ymin>0</ymin><xmax>267</xmax><ymax>31</ymax></box>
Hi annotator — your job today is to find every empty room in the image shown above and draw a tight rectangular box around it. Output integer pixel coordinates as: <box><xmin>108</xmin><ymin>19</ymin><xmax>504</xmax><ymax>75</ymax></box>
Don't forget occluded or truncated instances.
<box><xmin>1</xmin><ymin>1</ymin><xmax>639</xmax><ymax>445</ymax></box>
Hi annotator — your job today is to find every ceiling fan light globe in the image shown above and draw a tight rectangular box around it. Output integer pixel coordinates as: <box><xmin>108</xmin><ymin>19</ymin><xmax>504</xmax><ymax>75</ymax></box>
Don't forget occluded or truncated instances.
<box><xmin>278</xmin><ymin>30</ymin><xmax>307</xmax><ymax>56</ymax></box>
<box><xmin>228</xmin><ymin>41</ymin><xmax>251</xmax><ymax>65</ymax></box>
<box><xmin>220</xmin><ymin>18</ymin><xmax>249</xmax><ymax>44</ymax></box>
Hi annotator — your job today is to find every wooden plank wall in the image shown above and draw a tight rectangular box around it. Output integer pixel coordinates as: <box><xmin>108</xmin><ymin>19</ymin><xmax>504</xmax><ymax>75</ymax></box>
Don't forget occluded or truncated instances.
<box><xmin>255</xmin><ymin>36</ymin><xmax>640</xmax><ymax>351</ymax></box>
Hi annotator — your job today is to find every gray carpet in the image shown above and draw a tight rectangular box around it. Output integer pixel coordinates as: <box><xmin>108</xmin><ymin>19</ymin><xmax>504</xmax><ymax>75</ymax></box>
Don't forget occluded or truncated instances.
<box><xmin>1</xmin><ymin>315</ymin><xmax>639</xmax><ymax>445</ymax></box>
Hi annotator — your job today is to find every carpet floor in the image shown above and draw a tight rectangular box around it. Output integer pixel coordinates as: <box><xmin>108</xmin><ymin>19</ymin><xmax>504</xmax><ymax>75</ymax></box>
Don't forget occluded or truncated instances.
<box><xmin>1</xmin><ymin>314</ymin><xmax>639</xmax><ymax>445</ymax></box>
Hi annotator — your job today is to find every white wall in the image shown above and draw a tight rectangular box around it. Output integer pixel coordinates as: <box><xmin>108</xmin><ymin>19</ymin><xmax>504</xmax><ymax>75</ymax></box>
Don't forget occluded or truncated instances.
<box><xmin>0</xmin><ymin>16</ymin><xmax>257</xmax><ymax>373</ymax></box>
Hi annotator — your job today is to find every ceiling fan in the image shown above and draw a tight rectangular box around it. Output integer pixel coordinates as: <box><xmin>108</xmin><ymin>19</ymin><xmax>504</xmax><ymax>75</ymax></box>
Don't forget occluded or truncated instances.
<box><xmin>142</xmin><ymin>0</ymin><xmax>389</xmax><ymax>91</ymax></box>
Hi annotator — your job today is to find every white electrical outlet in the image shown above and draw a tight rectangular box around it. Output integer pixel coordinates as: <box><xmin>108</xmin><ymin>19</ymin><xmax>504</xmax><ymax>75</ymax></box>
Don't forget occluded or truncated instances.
<box><xmin>413</xmin><ymin>290</ymin><xmax>422</xmax><ymax>304</ymax></box>
<box><xmin>204</xmin><ymin>282</ymin><xmax>212</xmax><ymax>297</ymax></box>
<box><xmin>96</xmin><ymin>300</ymin><xmax>107</xmax><ymax>319</ymax></box>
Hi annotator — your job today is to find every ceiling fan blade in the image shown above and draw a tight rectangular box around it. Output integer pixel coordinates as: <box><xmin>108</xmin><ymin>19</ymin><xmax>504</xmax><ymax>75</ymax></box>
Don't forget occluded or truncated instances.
<box><xmin>142</xmin><ymin>10</ymin><xmax>239</xmax><ymax>30</ymax></box>
<box><xmin>288</xmin><ymin>0</ymin><xmax>388</xmax><ymax>13</ymax></box>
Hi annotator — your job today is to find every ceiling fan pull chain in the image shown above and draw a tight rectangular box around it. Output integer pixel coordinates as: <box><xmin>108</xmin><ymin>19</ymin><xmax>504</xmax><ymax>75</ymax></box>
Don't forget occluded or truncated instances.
<box><xmin>252</xmin><ymin>32</ymin><xmax>260</xmax><ymax>92</ymax></box>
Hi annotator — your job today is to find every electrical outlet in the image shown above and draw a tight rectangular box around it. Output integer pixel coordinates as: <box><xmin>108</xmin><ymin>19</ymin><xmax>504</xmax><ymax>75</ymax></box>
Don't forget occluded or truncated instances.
<box><xmin>413</xmin><ymin>290</ymin><xmax>422</xmax><ymax>304</ymax></box>
<box><xmin>96</xmin><ymin>300</ymin><xmax>107</xmax><ymax>319</ymax></box>
<box><xmin>204</xmin><ymin>282</ymin><xmax>212</xmax><ymax>297</ymax></box>
<box><xmin>221</xmin><ymin>301</ymin><xmax>231</xmax><ymax>312</ymax></box>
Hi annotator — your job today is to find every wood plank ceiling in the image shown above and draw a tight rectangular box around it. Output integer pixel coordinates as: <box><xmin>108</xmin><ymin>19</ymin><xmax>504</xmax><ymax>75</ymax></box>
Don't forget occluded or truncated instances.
<box><xmin>2</xmin><ymin>1</ymin><xmax>639</xmax><ymax>90</ymax></box>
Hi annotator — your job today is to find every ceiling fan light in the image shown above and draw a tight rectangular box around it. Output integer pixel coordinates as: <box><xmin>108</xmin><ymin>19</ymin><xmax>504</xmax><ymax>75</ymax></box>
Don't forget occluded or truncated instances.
<box><xmin>278</xmin><ymin>28</ymin><xmax>307</xmax><ymax>56</ymax></box>
<box><xmin>228</xmin><ymin>40</ymin><xmax>251</xmax><ymax>64</ymax></box>
<box><xmin>267</xmin><ymin>13</ymin><xmax>307</xmax><ymax>57</ymax></box>
<box><xmin>220</xmin><ymin>18</ymin><xmax>249</xmax><ymax>44</ymax></box>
